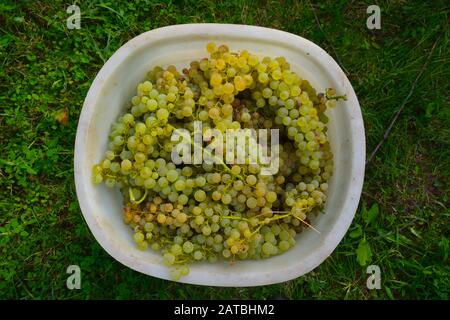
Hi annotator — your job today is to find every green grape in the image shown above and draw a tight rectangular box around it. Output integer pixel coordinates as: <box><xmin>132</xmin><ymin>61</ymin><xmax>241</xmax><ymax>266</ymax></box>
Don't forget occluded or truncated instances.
<box><xmin>204</xmin><ymin>208</ymin><xmax>213</xmax><ymax>217</ymax></box>
<box><xmin>135</xmin><ymin>152</ymin><xmax>146</xmax><ymax>163</ymax></box>
<box><xmin>264</xmin><ymin>232</ymin><xmax>276</xmax><ymax>244</ymax></box>
<box><xmin>246</xmin><ymin>197</ymin><xmax>257</xmax><ymax>209</ymax></box>
<box><xmin>163</xmin><ymin>253</ymin><xmax>176</xmax><ymax>265</ymax></box>
<box><xmin>174</xmin><ymin>180</ymin><xmax>186</xmax><ymax>191</ymax></box>
<box><xmin>194</xmin><ymin>190</ymin><xmax>206</xmax><ymax>202</ymax></box>
<box><xmin>202</xmin><ymin>225</ymin><xmax>212</xmax><ymax>236</ymax></box>
<box><xmin>212</xmin><ymin>191</ymin><xmax>222</xmax><ymax>201</ymax></box>
<box><xmin>123</xmin><ymin>113</ymin><xmax>134</xmax><ymax>125</ymax></box>
<box><xmin>262</xmin><ymin>242</ymin><xmax>274</xmax><ymax>255</ymax></box>
<box><xmin>183</xmin><ymin>241</ymin><xmax>194</xmax><ymax>253</ymax></box>
<box><xmin>135</xmin><ymin>122</ymin><xmax>147</xmax><ymax>135</ymax></box>
<box><xmin>195</xmin><ymin>176</ymin><xmax>206</xmax><ymax>187</ymax></box>
<box><xmin>211</xmin><ymin>173</ymin><xmax>221</xmax><ymax>184</ymax></box>
<box><xmin>233</xmin><ymin>180</ymin><xmax>244</xmax><ymax>191</ymax></box>
<box><xmin>140</xmin><ymin>167</ymin><xmax>152</xmax><ymax>178</ymax></box>
<box><xmin>222</xmin><ymin>249</ymin><xmax>231</xmax><ymax>258</ymax></box>
<box><xmin>170</xmin><ymin>268</ymin><xmax>182</xmax><ymax>280</ymax></box>
<box><xmin>177</xmin><ymin>194</ymin><xmax>188</xmax><ymax>205</ymax></box>
<box><xmin>121</xmin><ymin>159</ymin><xmax>132</xmax><ymax>171</ymax></box>
<box><xmin>236</xmin><ymin>194</ymin><xmax>246</xmax><ymax>204</ymax></box>
<box><xmin>195</xmin><ymin>215</ymin><xmax>204</xmax><ymax>225</ymax></box>
<box><xmin>105</xmin><ymin>178</ymin><xmax>115</xmax><ymax>188</ymax></box>
<box><xmin>193</xmin><ymin>250</ymin><xmax>203</xmax><ymax>260</ymax></box>
<box><xmin>92</xmin><ymin>174</ymin><xmax>103</xmax><ymax>184</ymax></box>
<box><xmin>158</xmin><ymin>177</ymin><xmax>169</xmax><ymax>188</ymax></box>
<box><xmin>180</xmin><ymin>265</ymin><xmax>190</xmax><ymax>276</ymax></box>
<box><xmin>231</xmin><ymin>165</ymin><xmax>241</xmax><ymax>175</ymax></box>
<box><xmin>171</xmin><ymin>244</ymin><xmax>183</xmax><ymax>255</ymax></box>
<box><xmin>246</xmin><ymin>175</ymin><xmax>257</xmax><ymax>186</ymax></box>
<box><xmin>110</xmin><ymin>162</ymin><xmax>120</xmax><ymax>173</ymax></box>
<box><xmin>156</xmin><ymin>108</ymin><xmax>169</xmax><ymax>120</ymax></box>
<box><xmin>105</xmin><ymin>150</ymin><xmax>115</xmax><ymax>161</ymax></box>
<box><xmin>221</xmin><ymin>193</ymin><xmax>232</xmax><ymax>205</ymax></box>
<box><xmin>137</xmin><ymin>241</ymin><xmax>148</xmax><ymax>250</ymax></box>
<box><xmin>134</xmin><ymin>232</ymin><xmax>144</xmax><ymax>243</ymax></box>
<box><xmin>166</xmin><ymin>169</ymin><xmax>179</xmax><ymax>182</ymax></box>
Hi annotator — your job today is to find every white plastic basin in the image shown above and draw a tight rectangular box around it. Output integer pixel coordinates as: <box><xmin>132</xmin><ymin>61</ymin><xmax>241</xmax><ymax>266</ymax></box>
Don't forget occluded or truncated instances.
<box><xmin>74</xmin><ymin>24</ymin><xmax>365</xmax><ymax>287</ymax></box>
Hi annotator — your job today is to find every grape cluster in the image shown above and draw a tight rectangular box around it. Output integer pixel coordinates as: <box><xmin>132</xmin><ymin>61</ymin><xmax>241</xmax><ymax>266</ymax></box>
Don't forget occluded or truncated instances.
<box><xmin>92</xmin><ymin>43</ymin><xmax>342</xmax><ymax>280</ymax></box>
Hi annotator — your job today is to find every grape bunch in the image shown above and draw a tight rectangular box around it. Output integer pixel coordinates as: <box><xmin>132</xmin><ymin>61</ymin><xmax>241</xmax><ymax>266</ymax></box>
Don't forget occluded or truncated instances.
<box><xmin>92</xmin><ymin>43</ymin><xmax>343</xmax><ymax>280</ymax></box>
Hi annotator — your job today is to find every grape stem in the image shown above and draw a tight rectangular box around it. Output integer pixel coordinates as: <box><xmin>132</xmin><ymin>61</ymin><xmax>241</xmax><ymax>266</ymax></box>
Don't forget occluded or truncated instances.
<box><xmin>273</xmin><ymin>207</ymin><xmax>321</xmax><ymax>234</ymax></box>
<box><xmin>221</xmin><ymin>215</ymin><xmax>251</xmax><ymax>223</ymax></box>
<box><xmin>192</xmin><ymin>140</ymin><xmax>246</xmax><ymax>181</ymax></box>
<box><xmin>129</xmin><ymin>188</ymin><xmax>148</xmax><ymax>205</ymax></box>
<box><xmin>292</xmin><ymin>214</ymin><xmax>321</xmax><ymax>234</ymax></box>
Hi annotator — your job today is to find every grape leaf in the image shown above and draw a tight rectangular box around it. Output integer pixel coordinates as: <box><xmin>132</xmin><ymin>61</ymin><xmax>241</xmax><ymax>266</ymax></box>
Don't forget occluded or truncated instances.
<box><xmin>349</xmin><ymin>224</ymin><xmax>362</xmax><ymax>238</ymax></box>
<box><xmin>363</xmin><ymin>203</ymin><xmax>378</xmax><ymax>225</ymax></box>
<box><xmin>356</xmin><ymin>237</ymin><xmax>372</xmax><ymax>266</ymax></box>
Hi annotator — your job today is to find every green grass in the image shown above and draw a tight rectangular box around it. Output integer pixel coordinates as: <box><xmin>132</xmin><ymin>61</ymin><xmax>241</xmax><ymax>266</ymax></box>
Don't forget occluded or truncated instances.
<box><xmin>0</xmin><ymin>0</ymin><xmax>449</xmax><ymax>299</ymax></box>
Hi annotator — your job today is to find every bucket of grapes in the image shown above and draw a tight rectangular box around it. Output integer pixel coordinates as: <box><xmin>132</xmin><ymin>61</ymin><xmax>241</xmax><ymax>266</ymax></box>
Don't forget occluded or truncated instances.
<box><xmin>75</xmin><ymin>24</ymin><xmax>365</xmax><ymax>286</ymax></box>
